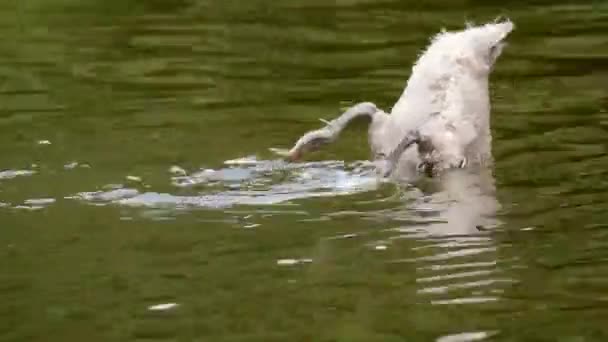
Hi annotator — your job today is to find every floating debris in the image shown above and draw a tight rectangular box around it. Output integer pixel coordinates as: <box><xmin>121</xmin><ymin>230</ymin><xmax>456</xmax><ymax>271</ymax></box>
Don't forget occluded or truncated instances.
<box><xmin>169</xmin><ymin>165</ymin><xmax>187</xmax><ymax>176</ymax></box>
<box><xmin>436</xmin><ymin>331</ymin><xmax>497</xmax><ymax>342</ymax></box>
<box><xmin>126</xmin><ymin>175</ymin><xmax>142</xmax><ymax>182</ymax></box>
<box><xmin>64</xmin><ymin>161</ymin><xmax>79</xmax><ymax>169</ymax></box>
<box><xmin>148</xmin><ymin>303</ymin><xmax>179</xmax><ymax>311</ymax></box>
<box><xmin>24</xmin><ymin>198</ymin><xmax>56</xmax><ymax>206</ymax></box>
<box><xmin>326</xmin><ymin>233</ymin><xmax>358</xmax><ymax>240</ymax></box>
<box><xmin>37</xmin><ymin>140</ymin><xmax>51</xmax><ymax>145</ymax></box>
<box><xmin>276</xmin><ymin>258</ymin><xmax>313</xmax><ymax>266</ymax></box>
<box><xmin>224</xmin><ymin>156</ymin><xmax>258</xmax><ymax>166</ymax></box>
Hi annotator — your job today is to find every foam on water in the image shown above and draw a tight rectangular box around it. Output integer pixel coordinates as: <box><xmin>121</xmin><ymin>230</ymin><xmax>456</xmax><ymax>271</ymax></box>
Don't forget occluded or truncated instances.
<box><xmin>68</xmin><ymin>156</ymin><xmax>383</xmax><ymax>209</ymax></box>
<box><xmin>0</xmin><ymin>169</ymin><xmax>36</xmax><ymax>180</ymax></box>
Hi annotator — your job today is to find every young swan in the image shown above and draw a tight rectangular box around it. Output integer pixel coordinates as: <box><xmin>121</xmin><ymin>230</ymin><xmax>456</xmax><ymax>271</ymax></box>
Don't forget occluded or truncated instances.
<box><xmin>281</xmin><ymin>19</ymin><xmax>514</xmax><ymax>178</ymax></box>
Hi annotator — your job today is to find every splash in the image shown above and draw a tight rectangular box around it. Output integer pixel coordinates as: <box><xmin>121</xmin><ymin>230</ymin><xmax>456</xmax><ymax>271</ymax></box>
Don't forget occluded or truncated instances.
<box><xmin>69</xmin><ymin>156</ymin><xmax>384</xmax><ymax>209</ymax></box>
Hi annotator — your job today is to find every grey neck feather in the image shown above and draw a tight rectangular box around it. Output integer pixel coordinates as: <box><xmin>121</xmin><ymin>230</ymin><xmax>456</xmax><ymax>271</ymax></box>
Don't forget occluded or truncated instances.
<box><xmin>287</xmin><ymin>102</ymin><xmax>380</xmax><ymax>159</ymax></box>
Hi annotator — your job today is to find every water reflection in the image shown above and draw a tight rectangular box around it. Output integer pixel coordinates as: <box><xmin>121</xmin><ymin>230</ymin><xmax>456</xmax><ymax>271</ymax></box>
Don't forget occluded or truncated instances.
<box><xmin>412</xmin><ymin>167</ymin><xmax>501</xmax><ymax>235</ymax></box>
<box><xmin>387</xmin><ymin>168</ymin><xmax>510</xmax><ymax>305</ymax></box>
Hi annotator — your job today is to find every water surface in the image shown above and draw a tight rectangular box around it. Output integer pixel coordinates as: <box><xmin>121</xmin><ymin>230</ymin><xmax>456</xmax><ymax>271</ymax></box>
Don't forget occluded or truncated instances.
<box><xmin>2</xmin><ymin>1</ymin><xmax>608</xmax><ymax>341</ymax></box>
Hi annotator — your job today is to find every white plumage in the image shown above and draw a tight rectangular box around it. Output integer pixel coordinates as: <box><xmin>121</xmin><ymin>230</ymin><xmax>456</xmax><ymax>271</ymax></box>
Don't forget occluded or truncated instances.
<box><xmin>282</xmin><ymin>19</ymin><xmax>514</xmax><ymax>179</ymax></box>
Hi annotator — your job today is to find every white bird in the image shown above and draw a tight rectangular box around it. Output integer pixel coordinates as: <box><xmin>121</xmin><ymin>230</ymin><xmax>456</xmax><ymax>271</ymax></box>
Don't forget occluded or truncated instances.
<box><xmin>280</xmin><ymin>19</ymin><xmax>514</xmax><ymax>179</ymax></box>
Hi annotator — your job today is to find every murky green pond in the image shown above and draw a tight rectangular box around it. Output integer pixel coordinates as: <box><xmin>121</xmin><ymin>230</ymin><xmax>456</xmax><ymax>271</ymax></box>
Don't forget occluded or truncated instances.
<box><xmin>1</xmin><ymin>1</ymin><xmax>608</xmax><ymax>341</ymax></box>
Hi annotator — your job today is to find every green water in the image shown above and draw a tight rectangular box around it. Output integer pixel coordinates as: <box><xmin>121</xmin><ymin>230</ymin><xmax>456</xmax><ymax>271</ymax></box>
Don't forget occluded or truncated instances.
<box><xmin>2</xmin><ymin>1</ymin><xmax>608</xmax><ymax>341</ymax></box>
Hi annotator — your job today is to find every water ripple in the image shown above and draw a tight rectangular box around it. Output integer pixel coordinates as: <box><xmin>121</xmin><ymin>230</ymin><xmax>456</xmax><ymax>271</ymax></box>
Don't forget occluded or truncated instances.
<box><xmin>67</xmin><ymin>157</ymin><xmax>383</xmax><ymax>210</ymax></box>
